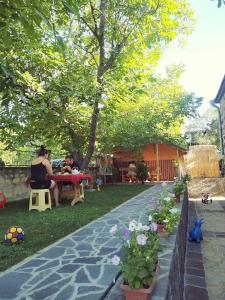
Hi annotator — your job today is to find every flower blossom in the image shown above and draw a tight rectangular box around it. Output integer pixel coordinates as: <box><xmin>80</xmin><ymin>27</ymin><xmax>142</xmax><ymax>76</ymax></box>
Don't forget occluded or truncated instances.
<box><xmin>150</xmin><ymin>222</ymin><xmax>157</xmax><ymax>232</ymax></box>
<box><xmin>124</xmin><ymin>227</ymin><xmax>130</xmax><ymax>238</ymax></box>
<box><xmin>110</xmin><ymin>224</ymin><xmax>118</xmax><ymax>234</ymax></box>
<box><xmin>111</xmin><ymin>255</ymin><xmax>120</xmax><ymax>266</ymax></box>
<box><xmin>142</xmin><ymin>225</ymin><xmax>150</xmax><ymax>231</ymax></box>
<box><xmin>169</xmin><ymin>208</ymin><xmax>178</xmax><ymax>214</ymax></box>
<box><xmin>129</xmin><ymin>220</ymin><xmax>137</xmax><ymax>232</ymax></box>
<box><xmin>163</xmin><ymin>219</ymin><xmax>169</xmax><ymax>223</ymax></box>
<box><xmin>137</xmin><ymin>234</ymin><xmax>148</xmax><ymax>245</ymax></box>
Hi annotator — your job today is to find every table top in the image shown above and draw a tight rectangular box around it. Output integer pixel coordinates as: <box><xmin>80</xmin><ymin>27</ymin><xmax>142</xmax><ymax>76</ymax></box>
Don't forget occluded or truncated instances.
<box><xmin>49</xmin><ymin>173</ymin><xmax>92</xmax><ymax>184</ymax></box>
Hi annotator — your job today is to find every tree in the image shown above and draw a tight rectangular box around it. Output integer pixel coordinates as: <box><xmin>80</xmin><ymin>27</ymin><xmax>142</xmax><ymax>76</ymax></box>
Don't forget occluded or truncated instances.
<box><xmin>0</xmin><ymin>0</ymin><xmax>195</xmax><ymax>168</ymax></box>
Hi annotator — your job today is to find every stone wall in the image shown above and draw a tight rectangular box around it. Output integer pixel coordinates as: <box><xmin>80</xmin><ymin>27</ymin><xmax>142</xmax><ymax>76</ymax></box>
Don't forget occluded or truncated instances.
<box><xmin>0</xmin><ymin>167</ymin><xmax>30</xmax><ymax>201</ymax></box>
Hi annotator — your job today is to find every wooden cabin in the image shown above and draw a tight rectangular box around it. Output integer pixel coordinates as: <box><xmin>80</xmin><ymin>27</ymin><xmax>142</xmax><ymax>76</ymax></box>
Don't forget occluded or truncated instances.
<box><xmin>112</xmin><ymin>143</ymin><xmax>186</xmax><ymax>182</ymax></box>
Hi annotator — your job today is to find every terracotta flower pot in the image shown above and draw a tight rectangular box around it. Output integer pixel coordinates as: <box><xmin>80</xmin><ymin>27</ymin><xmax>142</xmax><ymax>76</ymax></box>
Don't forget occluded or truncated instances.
<box><xmin>156</xmin><ymin>224</ymin><xmax>168</xmax><ymax>238</ymax></box>
<box><xmin>121</xmin><ymin>264</ymin><xmax>160</xmax><ymax>300</ymax></box>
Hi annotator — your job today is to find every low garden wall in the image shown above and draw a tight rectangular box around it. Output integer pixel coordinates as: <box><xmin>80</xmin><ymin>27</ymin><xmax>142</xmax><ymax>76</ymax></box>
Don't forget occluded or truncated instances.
<box><xmin>166</xmin><ymin>188</ymin><xmax>189</xmax><ymax>299</ymax></box>
<box><xmin>0</xmin><ymin>167</ymin><xmax>30</xmax><ymax>201</ymax></box>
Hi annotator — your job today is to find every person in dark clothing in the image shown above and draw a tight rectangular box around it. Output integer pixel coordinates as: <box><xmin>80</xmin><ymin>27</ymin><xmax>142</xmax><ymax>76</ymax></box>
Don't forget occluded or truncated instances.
<box><xmin>30</xmin><ymin>145</ymin><xmax>60</xmax><ymax>206</ymax></box>
<box><xmin>61</xmin><ymin>155</ymin><xmax>80</xmax><ymax>174</ymax></box>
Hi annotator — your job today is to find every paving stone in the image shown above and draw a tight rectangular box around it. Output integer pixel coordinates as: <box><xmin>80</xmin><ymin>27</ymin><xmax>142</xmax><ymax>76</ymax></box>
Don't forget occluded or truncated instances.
<box><xmin>28</xmin><ymin>278</ymin><xmax>69</xmax><ymax>300</ymax></box>
<box><xmin>32</xmin><ymin>273</ymin><xmax>62</xmax><ymax>290</ymax></box>
<box><xmin>19</xmin><ymin>259</ymin><xmax>48</xmax><ymax>269</ymax></box>
<box><xmin>78</xmin><ymin>285</ymin><xmax>104</xmax><ymax>294</ymax></box>
<box><xmin>0</xmin><ymin>272</ymin><xmax>30</xmax><ymax>299</ymax></box>
<box><xmin>97</xmin><ymin>264</ymin><xmax>119</xmax><ymax>285</ymax></box>
<box><xmin>76</xmin><ymin>243</ymin><xmax>94</xmax><ymax>251</ymax></box>
<box><xmin>40</xmin><ymin>247</ymin><xmax>66</xmax><ymax>259</ymax></box>
<box><xmin>184</xmin><ymin>284</ymin><xmax>209</xmax><ymax>300</ymax></box>
<box><xmin>35</xmin><ymin>260</ymin><xmax>60</xmax><ymax>272</ymax></box>
<box><xmin>75</xmin><ymin>268</ymin><xmax>91</xmax><ymax>283</ymax></box>
<box><xmin>73</xmin><ymin>256</ymin><xmax>102</xmax><ymax>264</ymax></box>
<box><xmin>58</xmin><ymin>264</ymin><xmax>81</xmax><ymax>273</ymax></box>
<box><xmin>53</xmin><ymin>284</ymin><xmax>76</xmax><ymax>300</ymax></box>
<box><xmin>85</xmin><ymin>265</ymin><xmax>102</xmax><ymax>279</ymax></box>
<box><xmin>57</xmin><ymin>238</ymin><xmax>75</xmax><ymax>247</ymax></box>
<box><xmin>186</xmin><ymin>251</ymin><xmax>203</xmax><ymax>262</ymax></box>
<box><xmin>97</xmin><ymin>246</ymin><xmax>117</xmax><ymax>256</ymax></box>
<box><xmin>77</xmin><ymin>293</ymin><xmax>104</xmax><ymax>300</ymax></box>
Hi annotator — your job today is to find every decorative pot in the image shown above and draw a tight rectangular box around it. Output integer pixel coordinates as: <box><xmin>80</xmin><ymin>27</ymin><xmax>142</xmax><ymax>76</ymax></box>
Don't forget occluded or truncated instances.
<box><xmin>121</xmin><ymin>264</ymin><xmax>160</xmax><ymax>300</ymax></box>
<box><xmin>156</xmin><ymin>224</ymin><xmax>168</xmax><ymax>238</ymax></box>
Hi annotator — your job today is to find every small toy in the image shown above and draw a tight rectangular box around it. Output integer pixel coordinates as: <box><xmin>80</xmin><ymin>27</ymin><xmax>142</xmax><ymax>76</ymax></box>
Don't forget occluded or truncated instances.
<box><xmin>188</xmin><ymin>219</ymin><xmax>204</xmax><ymax>243</ymax></box>
<box><xmin>96</xmin><ymin>178</ymin><xmax>103</xmax><ymax>191</ymax></box>
<box><xmin>5</xmin><ymin>226</ymin><xmax>24</xmax><ymax>244</ymax></box>
<box><xmin>201</xmin><ymin>193</ymin><xmax>212</xmax><ymax>204</ymax></box>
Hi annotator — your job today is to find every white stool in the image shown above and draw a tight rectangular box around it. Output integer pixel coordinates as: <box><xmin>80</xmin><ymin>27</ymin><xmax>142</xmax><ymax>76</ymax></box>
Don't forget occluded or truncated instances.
<box><xmin>29</xmin><ymin>189</ymin><xmax>51</xmax><ymax>212</ymax></box>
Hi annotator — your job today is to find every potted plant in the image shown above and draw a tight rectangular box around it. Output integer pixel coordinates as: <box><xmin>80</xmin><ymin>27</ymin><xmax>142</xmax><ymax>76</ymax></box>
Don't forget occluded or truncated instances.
<box><xmin>148</xmin><ymin>187</ymin><xmax>179</xmax><ymax>237</ymax></box>
<box><xmin>173</xmin><ymin>180</ymin><xmax>184</xmax><ymax>202</ymax></box>
<box><xmin>110</xmin><ymin>220</ymin><xmax>160</xmax><ymax>300</ymax></box>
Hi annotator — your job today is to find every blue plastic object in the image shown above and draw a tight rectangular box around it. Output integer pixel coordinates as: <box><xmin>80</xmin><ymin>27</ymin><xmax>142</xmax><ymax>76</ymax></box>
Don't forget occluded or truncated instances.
<box><xmin>188</xmin><ymin>219</ymin><xmax>204</xmax><ymax>243</ymax></box>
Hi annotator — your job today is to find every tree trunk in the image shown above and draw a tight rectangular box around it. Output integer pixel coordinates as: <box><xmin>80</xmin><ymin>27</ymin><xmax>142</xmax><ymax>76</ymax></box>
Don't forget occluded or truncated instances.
<box><xmin>81</xmin><ymin>0</ymin><xmax>106</xmax><ymax>170</ymax></box>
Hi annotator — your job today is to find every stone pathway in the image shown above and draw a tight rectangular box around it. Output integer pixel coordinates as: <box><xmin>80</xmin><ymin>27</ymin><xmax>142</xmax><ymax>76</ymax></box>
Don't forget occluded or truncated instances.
<box><xmin>0</xmin><ymin>185</ymin><xmax>165</xmax><ymax>300</ymax></box>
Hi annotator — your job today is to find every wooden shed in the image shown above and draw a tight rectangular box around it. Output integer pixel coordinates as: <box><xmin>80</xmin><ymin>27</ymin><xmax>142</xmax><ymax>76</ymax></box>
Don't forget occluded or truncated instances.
<box><xmin>112</xmin><ymin>143</ymin><xmax>186</xmax><ymax>182</ymax></box>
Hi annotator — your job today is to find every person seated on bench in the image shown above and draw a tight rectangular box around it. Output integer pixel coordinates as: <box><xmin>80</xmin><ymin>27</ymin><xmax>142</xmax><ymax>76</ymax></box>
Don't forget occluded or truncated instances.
<box><xmin>30</xmin><ymin>145</ymin><xmax>60</xmax><ymax>207</ymax></box>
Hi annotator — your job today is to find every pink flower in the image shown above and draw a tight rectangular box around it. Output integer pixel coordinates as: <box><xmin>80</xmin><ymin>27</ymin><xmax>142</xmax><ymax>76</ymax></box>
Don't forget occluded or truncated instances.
<box><xmin>124</xmin><ymin>227</ymin><xmax>130</xmax><ymax>238</ymax></box>
<box><xmin>150</xmin><ymin>222</ymin><xmax>157</xmax><ymax>232</ymax></box>
<box><xmin>142</xmin><ymin>225</ymin><xmax>150</xmax><ymax>231</ymax></box>
<box><xmin>111</xmin><ymin>255</ymin><xmax>120</xmax><ymax>266</ymax></box>
<box><xmin>136</xmin><ymin>234</ymin><xmax>148</xmax><ymax>246</ymax></box>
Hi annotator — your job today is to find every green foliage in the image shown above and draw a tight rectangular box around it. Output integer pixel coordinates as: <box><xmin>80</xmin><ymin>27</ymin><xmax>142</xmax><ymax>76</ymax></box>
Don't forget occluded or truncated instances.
<box><xmin>148</xmin><ymin>185</ymin><xmax>180</xmax><ymax>233</ymax></box>
<box><xmin>181</xmin><ymin>173</ymin><xmax>191</xmax><ymax>183</ymax></box>
<box><xmin>0</xmin><ymin>0</ymin><xmax>197</xmax><ymax>166</ymax></box>
<box><xmin>173</xmin><ymin>180</ymin><xmax>184</xmax><ymax>196</ymax></box>
<box><xmin>111</xmin><ymin>221</ymin><xmax>160</xmax><ymax>289</ymax></box>
<box><xmin>136</xmin><ymin>162</ymin><xmax>149</xmax><ymax>183</ymax></box>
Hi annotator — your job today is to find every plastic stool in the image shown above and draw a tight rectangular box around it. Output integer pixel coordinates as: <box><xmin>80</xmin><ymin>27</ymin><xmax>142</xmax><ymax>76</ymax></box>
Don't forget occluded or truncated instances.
<box><xmin>29</xmin><ymin>189</ymin><xmax>51</xmax><ymax>212</ymax></box>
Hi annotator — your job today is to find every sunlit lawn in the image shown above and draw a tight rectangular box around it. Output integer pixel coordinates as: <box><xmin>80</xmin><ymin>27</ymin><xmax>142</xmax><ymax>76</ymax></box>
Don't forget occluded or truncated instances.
<box><xmin>0</xmin><ymin>184</ymin><xmax>150</xmax><ymax>271</ymax></box>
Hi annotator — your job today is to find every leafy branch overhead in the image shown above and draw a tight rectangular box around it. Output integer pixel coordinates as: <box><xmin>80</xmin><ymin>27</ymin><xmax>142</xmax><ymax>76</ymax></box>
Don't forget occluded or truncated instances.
<box><xmin>0</xmin><ymin>0</ymin><xmax>200</xmax><ymax>165</ymax></box>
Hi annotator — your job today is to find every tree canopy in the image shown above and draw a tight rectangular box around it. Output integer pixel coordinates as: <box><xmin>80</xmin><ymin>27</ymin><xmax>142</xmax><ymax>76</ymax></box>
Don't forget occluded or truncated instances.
<box><xmin>0</xmin><ymin>0</ymin><xmax>200</xmax><ymax>167</ymax></box>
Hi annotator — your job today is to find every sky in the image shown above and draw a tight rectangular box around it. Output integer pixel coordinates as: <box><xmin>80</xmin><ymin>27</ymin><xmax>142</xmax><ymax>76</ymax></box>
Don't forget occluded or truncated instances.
<box><xmin>157</xmin><ymin>0</ymin><xmax>225</xmax><ymax>113</ymax></box>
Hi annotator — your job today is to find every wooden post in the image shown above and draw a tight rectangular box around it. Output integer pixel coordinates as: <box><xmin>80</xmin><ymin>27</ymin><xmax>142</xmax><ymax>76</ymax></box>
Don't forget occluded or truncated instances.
<box><xmin>156</xmin><ymin>144</ymin><xmax>160</xmax><ymax>181</ymax></box>
<box><xmin>176</xmin><ymin>148</ymin><xmax>180</xmax><ymax>179</ymax></box>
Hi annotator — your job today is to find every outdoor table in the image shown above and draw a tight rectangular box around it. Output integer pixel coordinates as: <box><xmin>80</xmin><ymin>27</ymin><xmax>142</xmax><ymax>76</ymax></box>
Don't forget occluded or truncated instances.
<box><xmin>49</xmin><ymin>173</ymin><xmax>92</xmax><ymax>206</ymax></box>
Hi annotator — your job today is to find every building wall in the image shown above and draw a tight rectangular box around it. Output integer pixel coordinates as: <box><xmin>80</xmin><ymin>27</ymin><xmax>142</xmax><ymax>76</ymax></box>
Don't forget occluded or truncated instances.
<box><xmin>113</xmin><ymin>143</ymin><xmax>185</xmax><ymax>162</ymax></box>
<box><xmin>220</xmin><ymin>94</ymin><xmax>225</xmax><ymax>144</ymax></box>
<box><xmin>0</xmin><ymin>167</ymin><xmax>30</xmax><ymax>201</ymax></box>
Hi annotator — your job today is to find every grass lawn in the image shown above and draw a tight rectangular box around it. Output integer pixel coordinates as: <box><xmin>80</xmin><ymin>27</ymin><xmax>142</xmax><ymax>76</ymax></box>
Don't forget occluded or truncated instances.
<box><xmin>0</xmin><ymin>184</ymin><xmax>149</xmax><ymax>272</ymax></box>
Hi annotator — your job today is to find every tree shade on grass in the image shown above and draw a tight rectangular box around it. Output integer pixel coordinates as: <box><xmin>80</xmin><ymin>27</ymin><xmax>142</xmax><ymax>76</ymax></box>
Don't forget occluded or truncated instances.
<box><xmin>0</xmin><ymin>185</ymin><xmax>149</xmax><ymax>271</ymax></box>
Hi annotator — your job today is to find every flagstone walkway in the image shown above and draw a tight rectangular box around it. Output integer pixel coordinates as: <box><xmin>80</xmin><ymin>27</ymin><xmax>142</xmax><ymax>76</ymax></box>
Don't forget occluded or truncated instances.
<box><xmin>0</xmin><ymin>185</ymin><xmax>165</xmax><ymax>300</ymax></box>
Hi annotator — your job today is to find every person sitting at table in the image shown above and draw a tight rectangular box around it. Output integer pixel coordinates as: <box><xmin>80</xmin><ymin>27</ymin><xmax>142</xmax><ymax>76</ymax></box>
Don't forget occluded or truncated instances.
<box><xmin>30</xmin><ymin>145</ymin><xmax>60</xmax><ymax>207</ymax></box>
<box><xmin>61</xmin><ymin>155</ymin><xmax>80</xmax><ymax>174</ymax></box>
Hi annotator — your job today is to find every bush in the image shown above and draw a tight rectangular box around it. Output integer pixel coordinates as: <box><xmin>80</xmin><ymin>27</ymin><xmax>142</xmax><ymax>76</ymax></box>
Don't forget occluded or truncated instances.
<box><xmin>136</xmin><ymin>162</ymin><xmax>148</xmax><ymax>183</ymax></box>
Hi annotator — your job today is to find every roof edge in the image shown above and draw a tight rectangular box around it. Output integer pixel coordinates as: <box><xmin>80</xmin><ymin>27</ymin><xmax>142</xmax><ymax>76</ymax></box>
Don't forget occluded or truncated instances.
<box><xmin>214</xmin><ymin>74</ymin><xmax>225</xmax><ymax>103</ymax></box>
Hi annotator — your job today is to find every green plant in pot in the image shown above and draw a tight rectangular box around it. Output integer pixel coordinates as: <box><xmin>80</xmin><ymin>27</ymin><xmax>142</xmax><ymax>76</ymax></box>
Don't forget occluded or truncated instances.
<box><xmin>110</xmin><ymin>220</ymin><xmax>160</xmax><ymax>300</ymax></box>
<box><xmin>173</xmin><ymin>180</ymin><xmax>184</xmax><ymax>202</ymax></box>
